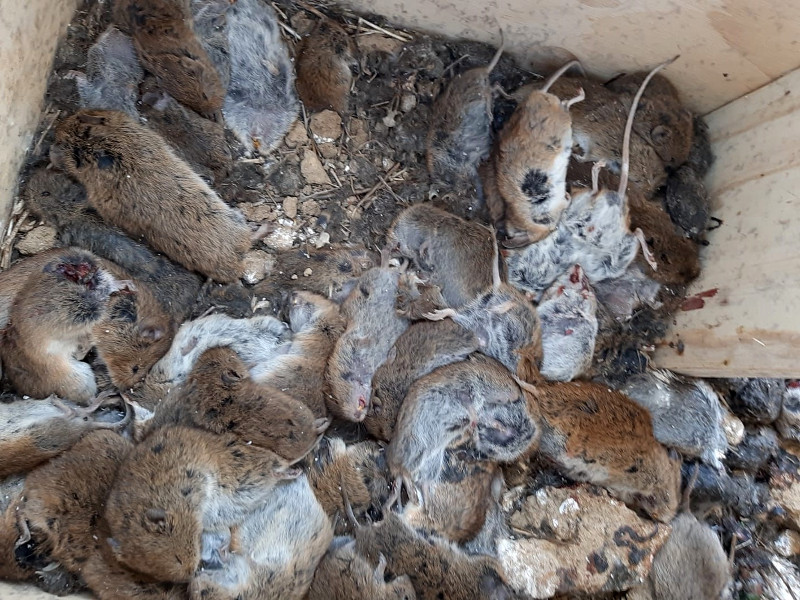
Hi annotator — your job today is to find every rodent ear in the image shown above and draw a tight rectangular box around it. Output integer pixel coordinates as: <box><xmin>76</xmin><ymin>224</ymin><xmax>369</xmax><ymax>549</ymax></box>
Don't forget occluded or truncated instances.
<box><xmin>145</xmin><ymin>507</ymin><xmax>167</xmax><ymax>524</ymax></box>
<box><xmin>650</xmin><ymin>125</ymin><xmax>671</xmax><ymax>143</ymax></box>
<box><xmin>139</xmin><ymin>323</ymin><xmax>165</xmax><ymax>342</ymax></box>
<box><xmin>107</xmin><ymin>537</ymin><xmax>122</xmax><ymax>554</ymax></box>
<box><xmin>77</xmin><ymin>112</ymin><xmax>106</xmax><ymax>126</ymax></box>
<box><xmin>221</xmin><ymin>367</ymin><xmax>244</xmax><ymax>385</ymax></box>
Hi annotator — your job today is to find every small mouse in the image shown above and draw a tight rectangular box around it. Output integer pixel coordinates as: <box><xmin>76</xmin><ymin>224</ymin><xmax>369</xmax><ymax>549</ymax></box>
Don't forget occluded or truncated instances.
<box><xmin>352</xmin><ymin>511</ymin><xmax>514</xmax><ymax>600</ymax></box>
<box><xmin>114</xmin><ymin>0</ymin><xmax>225</xmax><ymax>117</ymax></box>
<box><xmin>140</xmin><ymin>313</ymin><xmax>291</xmax><ymax>407</ymax></box>
<box><xmin>105</xmin><ymin>425</ymin><xmax>299</xmax><ymax>582</ymax></box>
<box><xmin>423</xmin><ymin>237</ymin><xmax>542</xmax><ymax>373</ymax></box>
<box><xmin>326</xmin><ymin>256</ymin><xmax>411</xmax><ymax>422</ymax></box>
<box><xmin>253</xmin><ymin>244</ymin><xmax>379</xmax><ymax>306</ymax></box>
<box><xmin>68</xmin><ymin>26</ymin><xmax>143</xmax><ymax>118</ymax></box>
<box><xmin>189</xmin><ymin>475</ymin><xmax>332</xmax><ymax>600</ymax></box>
<box><xmin>1</xmin><ymin>249</ymin><xmax>133</xmax><ymax>401</ymax></box>
<box><xmin>401</xmin><ymin>453</ymin><xmax>501</xmax><ymax>545</ymax></box>
<box><xmin>296</xmin><ymin>19</ymin><xmax>358</xmax><ymax>115</ymax></box>
<box><xmin>191</xmin><ymin>0</ymin><xmax>233</xmax><ymax>89</ymax></box>
<box><xmin>149</xmin><ymin>346</ymin><xmax>326</xmax><ymax>463</ymax></box>
<box><xmin>0</xmin><ymin>394</ymin><xmax>131</xmax><ymax>478</ymax></box>
<box><xmin>387</xmin><ymin>355</ymin><xmax>537</xmax><ymax>506</ymax></box>
<box><xmin>250</xmin><ymin>291</ymin><xmax>346</xmax><ymax>418</ymax></box>
<box><xmin>365</xmin><ymin>319</ymin><xmax>480</xmax><ymax>441</ymax></box>
<box><xmin>223</xmin><ymin>0</ymin><xmax>298</xmax><ymax>154</ymax></box>
<box><xmin>528</xmin><ymin>378</ymin><xmax>682</xmax><ymax>522</ymax></box>
<box><xmin>140</xmin><ymin>81</ymin><xmax>232</xmax><ymax>183</ymax></box>
<box><xmin>387</xmin><ymin>203</ymin><xmax>503</xmax><ymax>308</ymax></box>
<box><xmin>537</xmin><ymin>264</ymin><xmax>598</xmax><ymax>381</ymax></box>
<box><xmin>308</xmin><ymin>536</ymin><xmax>417</xmax><ymax>600</ymax></box>
<box><xmin>15</xmin><ymin>429</ymin><xmax>132</xmax><ymax>575</ymax></box>
<box><xmin>24</xmin><ymin>168</ymin><xmax>202</xmax><ymax>325</ymax></box>
<box><xmin>426</xmin><ymin>31</ymin><xmax>503</xmax><ymax>185</ymax></box>
<box><xmin>605</xmin><ymin>70</ymin><xmax>694</xmax><ymax>168</ymax></box>
<box><xmin>307</xmin><ymin>438</ymin><xmax>391</xmax><ymax>532</ymax></box>
<box><xmin>622</xmin><ymin>370</ymin><xmax>730</xmax><ymax>469</ymax></box>
<box><xmin>563</xmin><ymin>58</ymin><xmax>679</xmax><ymax>283</ymax></box>
<box><xmin>489</xmin><ymin>60</ymin><xmax>584</xmax><ymax>248</ymax></box>
<box><xmin>50</xmin><ymin>109</ymin><xmax>265</xmax><ymax>283</ymax></box>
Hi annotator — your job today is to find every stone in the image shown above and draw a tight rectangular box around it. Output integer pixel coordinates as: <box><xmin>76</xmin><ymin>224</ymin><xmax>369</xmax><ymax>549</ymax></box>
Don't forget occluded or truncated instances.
<box><xmin>309</xmin><ymin>109</ymin><xmax>342</xmax><ymax>143</ymax></box>
<box><xmin>315</xmin><ymin>232</ymin><xmax>330</xmax><ymax>249</ymax></box>
<box><xmin>301</xmin><ymin>199</ymin><xmax>320</xmax><ymax>217</ymax></box>
<box><xmin>16</xmin><ymin>225</ymin><xmax>57</xmax><ymax>255</ymax></box>
<box><xmin>498</xmin><ymin>485</ymin><xmax>670</xmax><ymax>599</ymax></box>
<box><xmin>285</xmin><ymin>120</ymin><xmax>308</xmax><ymax>148</ymax></box>
<box><xmin>777</xmin><ymin>383</ymin><xmax>800</xmax><ymax>443</ymax></box>
<box><xmin>356</xmin><ymin>34</ymin><xmax>403</xmax><ymax>55</ymax></box>
<box><xmin>318</xmin><ymin>142</ymin><xmax>338</xmax><ymax>159</ymax></box>
<box><xmin>400</xmin><ymin>92</ymin><xmax>417</xmax><ymax>113</ymax></box>
<box><xmin>300</xmin><ymin>149</ymin><xmax>331</xmax><ymax>185</ymax></box>
<box><xmin>282</xmin><ymin>196</ymin><xmax>298</xmax><ymax>220</ymax></box>
<box><xmin>775</xmin><ymin>530</ymin><xmax>800</xmax><ymax>557</ymax></box>
<box><xmin>240</xmin><ymin>203</ymin><xmax>275</xmax><ymax>223</ymax></box>
<box><xmin>262</xmin><ymin>224</ymin><xmax>296</xmax><ymax>251</ymax></box>
<box><xmin>241</xmin><ymin>250</ymin><xmax>275</xmax><ymax>285</ymax></box>
<box><xmin>348</xmin><ymin>118</ymin><xmax>369</xmax><ymax>148</ymax></box>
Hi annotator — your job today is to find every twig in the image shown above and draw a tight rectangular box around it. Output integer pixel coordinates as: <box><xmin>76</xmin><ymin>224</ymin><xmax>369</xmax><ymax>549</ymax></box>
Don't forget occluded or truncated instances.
<box><xmin>356</xmin><ymin>16</ymin><xmax>411</xmax><ymax>42</ymax></box>
<box><xmin>0</xmin><ymin>206</ymin><xmax>30</xmax><ymax>269</ymax></box>
<box><xmin>277</xmin><ymin>20</ymin><xmax>302</xmax><ymax>40</ymax></box>
<box><xmin>293</xmin><ymin>0</ymin><xmax>328</xmax><ymax>21</ymax></box>
<box><xmin>32</xmin><ymin>107</ymin><xmax>60</xmax><ymax>158</ymax></box>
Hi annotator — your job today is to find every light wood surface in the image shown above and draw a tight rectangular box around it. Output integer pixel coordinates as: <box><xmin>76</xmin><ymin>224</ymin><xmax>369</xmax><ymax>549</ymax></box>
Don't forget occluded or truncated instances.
<box><xmin>654</xmin><ymin>66</ymin><xmax>800</xmax><ymax>377</ymax></box>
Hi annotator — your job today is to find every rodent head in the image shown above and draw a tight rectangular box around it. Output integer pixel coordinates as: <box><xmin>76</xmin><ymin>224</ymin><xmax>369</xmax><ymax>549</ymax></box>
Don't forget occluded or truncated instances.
<box><xmin>634</xmin><ymin>449</ymin><xmax>682</xmax><ymax>523</ymax></box>
<box><xmin>288</xmin><ymin>290</ymin><xmax>338</xmax><ymax>332</ymax></box>
<box><xmin>330</xmin><ymin>361</ymin><xmax>372</xmax><ymax>423</ymax></box>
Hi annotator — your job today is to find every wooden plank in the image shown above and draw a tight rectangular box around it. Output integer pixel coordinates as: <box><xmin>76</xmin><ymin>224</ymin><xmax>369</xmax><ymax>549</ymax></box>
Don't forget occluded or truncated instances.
<box><xmin>341</xmin><ymin>0</ymin><xmax>800</xmax><ymax>115</ymax></box>
<box><xmin>0</xmin><ymin>582</ymin><xmax>90</xmax><ymax>599</ymax></box>
<box><xmin>654</xmin><ymin>66</ymin><xmax>800</xmax><ymax>377</ymax></box>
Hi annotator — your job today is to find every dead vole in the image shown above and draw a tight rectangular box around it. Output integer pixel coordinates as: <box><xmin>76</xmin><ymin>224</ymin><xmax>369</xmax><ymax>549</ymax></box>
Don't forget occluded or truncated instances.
<box><xmin>50</xmin><ymin>109</ymin><xmax>264</xmax><ymax>283</ymax></box>
<box><xmin>1</xmin><ymin>248</ymin><xmax>133</xmax><ymax>401</ymax></box>
<box><xmin>0</xmin><ymin>394</ymin><xmax>130</xmax><ymax>478</ymax></box>
<box><xmin>308</xmin><ymin>536</ymin><xmax>416</xmax><ymax>600</ymax></box>
<box><xmin>365</xmin><ymin>319</ymin><xmax>480</xmax><ymax>441</ymax></box>
<box><xmin>115</xmin><ymin>0</ymin><xmax>225</xmax><ymax>117</ymax></box>
<box><xmin>296</xmin><ymin>19</ymin><xmax>358</xmax><ymax>115</ymax></box>
<box><xmin>223</xmin><ymin>0</ymin><xmax>298</xmax><ymax>154</ymax></box>
<box><xmin>149</xmin><ymin>346</ymin><xmax>326</xmax><ymax>463</ymax></box>
<box><xmin>68</xmin><ymin>26</ymin><xmax>143</xmax><ymax>118</ymax></box>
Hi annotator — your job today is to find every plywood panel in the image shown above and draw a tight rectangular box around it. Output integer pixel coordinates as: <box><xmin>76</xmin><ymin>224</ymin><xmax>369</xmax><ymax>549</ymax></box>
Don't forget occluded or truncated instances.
<box><xmin>654</xmin><ymin>67</ymin><xmax>800</xmax><ymax>377</ymax></box>
<box><xmin>340</xmin><ymin>0</ymin><xmax>800</xmax><ymax>116</ymax></box>
<box><xmin>0</xmin><ymin>582</ymin><xmax>89</xmax><ymax>599</ymax></box>
<box><xmin>0</xmin><ymin>0</ymin><xmax>79</xmax><ymax>247</ymax></box>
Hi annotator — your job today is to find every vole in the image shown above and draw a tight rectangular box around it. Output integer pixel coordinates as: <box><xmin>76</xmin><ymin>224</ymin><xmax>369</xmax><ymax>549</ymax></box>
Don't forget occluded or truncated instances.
<box><xmin>105</xmin><ymin>425</ymin><xmax>300</xmax><ymax>582</ymax></box>
<box><xmin>364</xmin><ymin>319</ymin><xmax>480</xmax><ymax>441</ymax></box>
<box><xmin>250</xmin><ymin>291</ymin><xmax>346</xmax><ymax>418</ymax></box>
<box><xmin>140</xmin><ymin>82</ymin><xmax>232</xmax><ymax>183</ymax></box>
<box><xmin>189</xmin><ymin>475</ymin><xmax>332</xmax><ymax>600</ymax></box>
<box><xmin>387</xmin><ymin>355</ymin><xmax>537</xmax><ymax>506</ymax></box>
<box><xmin>24</xmin><ymin>168</ymin><xmax>202</xmax><ymax>324</ymax></box>
<box><xmin>0</xmin><ymin>394</ymin><xmax>130</xmax><ymax>478</ymax></box>
<box><xmin>489</xmin><ymin>60</ymin><xmax>584</xmax><ymax>248</ymax></box>
<box><xmin>1</xmin><ymin>248</ymin><xmax>133</xmax><ymax>401</ymax></box>
<box><xmin>426</xmin><ymin>32</ymin><xmax>503</xmax><ymax>185</ymax></box>
<box><xmin>223</xmin><ymin>0</ymin><xmax>298</xmax><ymax>154</ymax></box>
<box><xmin>326</xmin><ymin>256</ymin><xmax>411</xmax><ymax>422</ymax></box>
<box><xmin>149</xmin><ymin>346</ymin><xmax>327</xmax><ymax>463</ymax></box>
<box><xmin>68</xmin><ymin>26</ymin><xmax>143</xmax><ymax>118</ymax></box>
<box><xmin>537</xmin><ymin>264</ymin><xmax>598</xmax><ymax>381</ymax></box>
<box><xmin>423</xmin><ymin>236</ymin><xmax>542</xmax><ymax>373</ymax></box>
<box><xmin>352</xmin><ymin>511</ymin><xmax>514</xmax><ymax>600</ymax></box>
<box><xmin>621</xmin><ymin>370</ymin><xmax>730</xmax><ymax>469</ymax></box>
<box><xmin>308</xmin><ymin>536</ymin><xmax>416</xmax><ymax>600</ymax></box>
<box><xmin>296</xmin><ymin>19</ymin><xmax>358</xmax><ymax>115</ymax></box>
<box><xmin>387</xmin><ymin>203</ymin><xmax>503</xmax><ymax>308</ymax></box>
<box><xmin>50</xmin><ymin>109</ymin><xmax>265</xmax><ymax>283</ymax></box>
<box><xmin>563</xmin><ymin>58</ymin><xmax>679</xmax><ymax>283</ymax></box>
<box><xmin>114</xmin><ymin>0</ymin><xmax>225</xmax><ymax>117</ymax></box>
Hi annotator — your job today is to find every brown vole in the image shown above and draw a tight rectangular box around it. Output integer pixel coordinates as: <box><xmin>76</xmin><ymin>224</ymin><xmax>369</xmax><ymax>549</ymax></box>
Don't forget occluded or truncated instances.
<box><xmin>50</xmin><ymin>109</ymin><xmax>262</xmax><ymax>283</ymax></box>
<box><xmin>296</xmin><ymin>19</ymin><xmax>358</xmax><ymax>115</ymax></box>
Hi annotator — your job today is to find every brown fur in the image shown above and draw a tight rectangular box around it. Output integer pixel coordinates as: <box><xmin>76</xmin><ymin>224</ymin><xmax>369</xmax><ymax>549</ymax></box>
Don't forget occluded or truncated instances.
<box><xmin>114</xmin><ymin>0</ymin><xmax>225</xmax><ymax>117</ymax></box>
<box><xmin>253</xmin><ymin>291</ymin><xmax>346</xmax><ymax>419</ymax></box>
<box><xmin>365</xmin><ymin>319</ymin><xmax>480</xmax><ymax>441</ymax></box>
<box><xmin>18</xmin><ymin>430</ymin><xmax>132</xmax><ymax>573</ymax></box>
<box><xmin>0</xmin><ymin>395</ymin><xmax>130</xmax><ymax>478</ymax></box>
<box><xmin>0</xmin><ymin>475</ymin><xmax>31</xmax><ymax>582</ymax></box>
<box><xmin>0</xmin><ymin>248</ymin><xmax>128</xmax><ymax>401</ymax></box>
<box><xmin>105</xmin><ymin>425</ymin><xmax>297</xmax><ymax>582</ymax></box>
<box><xmin>353</xmin><ymin>512</ymin><xmax>513</xmax><ymax>600</ymax></box>
<box><xmin>50</xmin><ymin>109</ymin><xmax>252</xmax><ymax>283</ymax></box>
<box><xmin>140</xmin><ymin>78</ymin><xmax>232</xmax><ymax>182</ymax></box>
<box><xmin>529</xmin><ymin>379</ymin><xmax>682</xmax><ymax>522</ymax></box>
<box><xmin>0</xmin><ymin>249</ymin><xmax>65</xmax><ymax>329</ymax></box>
<box><xmin>149</xmin><ymin>346</ymin><xmax>325</xmax><ymax>463</ymax></box>
<box><xmin>308</xmin><ymin>537</ymin><xmax>416</xmax><ymax>600</ymax></box>
<box><xmin>295</xmin><ymin>19</ymin><xmax>357</xmax><ymax>115</ymax></box>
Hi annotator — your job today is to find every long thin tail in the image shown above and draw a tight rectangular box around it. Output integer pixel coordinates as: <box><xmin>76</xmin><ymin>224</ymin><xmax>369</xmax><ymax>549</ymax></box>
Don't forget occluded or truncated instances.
<box><xmin>541</xmin><ymin>59</ymin><xmax>583</xmax><ymax>93</ymax></box>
